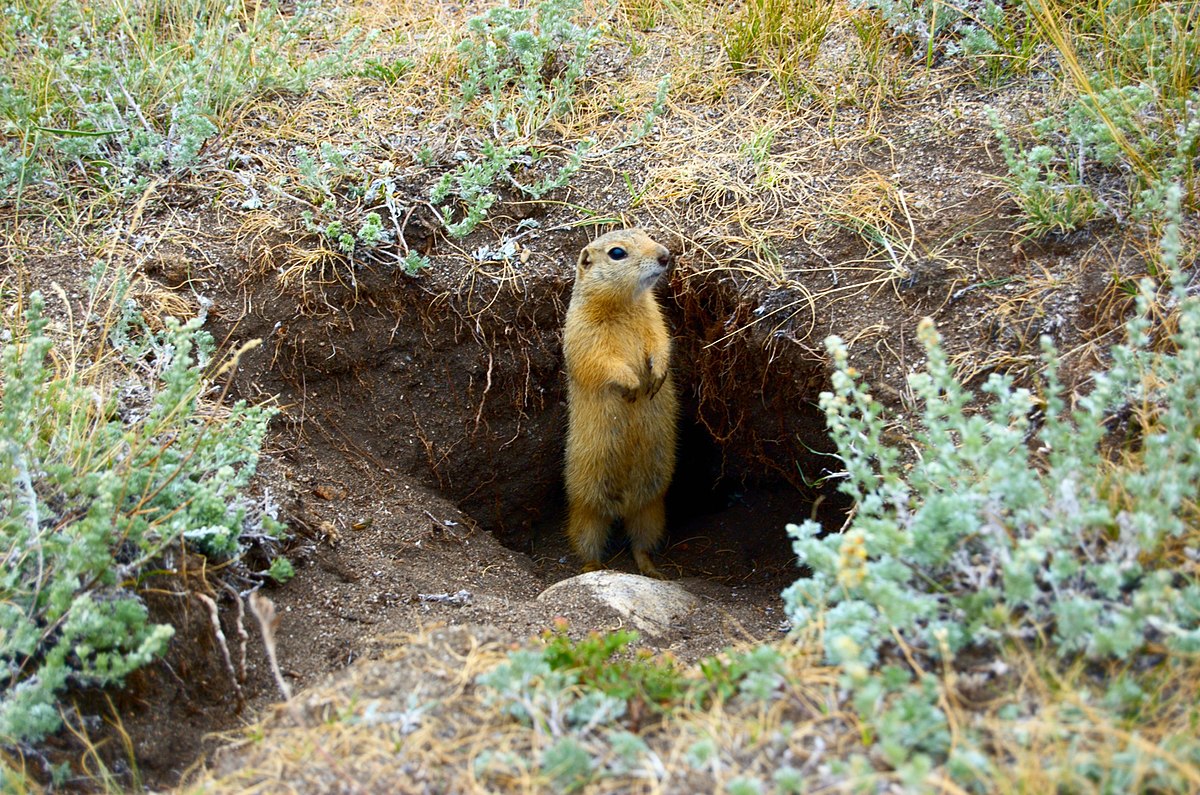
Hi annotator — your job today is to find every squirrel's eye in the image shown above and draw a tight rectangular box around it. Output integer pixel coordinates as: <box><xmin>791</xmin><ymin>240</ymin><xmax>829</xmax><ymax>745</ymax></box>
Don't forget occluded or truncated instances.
<box><xmin>607</xmin><ymin>247</ymin><xmax>627</xmax><ymax>260</ymax></box>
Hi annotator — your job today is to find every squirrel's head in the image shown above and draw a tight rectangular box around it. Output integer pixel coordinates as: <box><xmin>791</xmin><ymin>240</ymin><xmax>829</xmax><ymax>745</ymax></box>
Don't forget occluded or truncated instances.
<box><xmin>576</xmin><ymin>228</ymin><xmax>672</xmax><ymax>295</ymax></box>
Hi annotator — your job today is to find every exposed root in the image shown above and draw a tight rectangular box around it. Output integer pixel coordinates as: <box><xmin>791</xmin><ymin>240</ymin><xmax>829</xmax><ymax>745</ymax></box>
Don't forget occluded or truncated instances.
<box><xmin>195</xmin><ymin>593</ymin><xmax>245</xmax><ymax>709</ymax></box>
<box><xmin>248</xmin><ymin>591</ymin><xmax>292</xmax><ymax>702</ymax></box>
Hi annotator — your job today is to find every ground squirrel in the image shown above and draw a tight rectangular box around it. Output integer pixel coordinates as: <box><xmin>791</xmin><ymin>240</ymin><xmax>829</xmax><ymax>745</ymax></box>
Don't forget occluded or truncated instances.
<box><xmin>563</xmin><ymin>228</ymin><xmax>679</xmax><ymax>578</ymax></box>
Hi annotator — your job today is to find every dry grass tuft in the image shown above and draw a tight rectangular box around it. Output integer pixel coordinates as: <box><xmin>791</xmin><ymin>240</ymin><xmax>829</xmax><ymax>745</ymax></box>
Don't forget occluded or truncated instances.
<box><xmin>963</xmin><ymin>649</ymin><xmax>1200</xmax><ymax>794</ymax></box>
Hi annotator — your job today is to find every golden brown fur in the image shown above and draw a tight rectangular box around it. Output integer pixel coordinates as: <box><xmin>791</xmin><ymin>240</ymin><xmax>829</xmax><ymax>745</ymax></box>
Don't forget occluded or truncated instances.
<box><xmin>563</xmin><ymin>229</ymin><xmax>678</xmax><ymax>578</ymax></box>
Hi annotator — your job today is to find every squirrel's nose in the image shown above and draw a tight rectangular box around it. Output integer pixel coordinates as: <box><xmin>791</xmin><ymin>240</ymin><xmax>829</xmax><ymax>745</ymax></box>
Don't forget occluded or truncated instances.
<box><xmin>657</xmin><ymin>250</ymin><xmax>672</xmax><ymax>269</ymax></box>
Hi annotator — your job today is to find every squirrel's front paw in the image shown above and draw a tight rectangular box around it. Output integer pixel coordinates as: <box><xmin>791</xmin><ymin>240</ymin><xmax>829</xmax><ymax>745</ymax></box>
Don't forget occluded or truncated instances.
<box><xmin>642</xmin><ymin>354</ymin><xmax>668</xmax><ymax>399</ymax></box>
<box><xmin>646</xmin><ymin>370</ymin><xmax>667</xmax><ymax>400</ymax></box>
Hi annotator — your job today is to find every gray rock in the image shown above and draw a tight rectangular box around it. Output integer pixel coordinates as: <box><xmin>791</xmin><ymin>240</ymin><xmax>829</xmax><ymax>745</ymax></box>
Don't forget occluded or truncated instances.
<box><xmin>537</xmin><ymin>571</ymin><xmax>700</xmax><ymax>636</ymax></box>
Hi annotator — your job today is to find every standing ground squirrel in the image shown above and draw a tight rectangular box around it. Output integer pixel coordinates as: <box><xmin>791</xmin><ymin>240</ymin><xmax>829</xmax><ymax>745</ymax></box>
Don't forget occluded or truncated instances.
<box><xmin>563</xmin><ymin>228</ymin><xmax>679</xmax><ymax>578</ymax></box>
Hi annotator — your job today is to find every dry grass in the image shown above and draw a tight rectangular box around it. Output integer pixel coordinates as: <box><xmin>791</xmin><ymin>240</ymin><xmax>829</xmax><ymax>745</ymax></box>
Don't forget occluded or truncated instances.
<box><xmin>965</xmin><ymin>650</ymin><xmax>1200</xmax><ymax>794</ymax></box>
<box><xmin>180</xmin><ymin>624</ymin><xmax>865</xmax><ymax>795</ymax></box>
<box><xmin>180</xmin><ymin>622</ymin><xmax>1200</xmax><ymax>794</ymax></box>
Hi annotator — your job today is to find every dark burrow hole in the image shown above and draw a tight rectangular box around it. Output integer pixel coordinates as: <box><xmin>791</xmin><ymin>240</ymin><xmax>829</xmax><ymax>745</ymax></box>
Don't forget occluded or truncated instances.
<box><xmin>218</xmin><ymin>250</ymin><xmax>854</xmax><ymax>589</ymax></box>
<box><xmin>522</xmin><ymin>410</ymin><xmax>849</xmax><ymax>588</ymax></box>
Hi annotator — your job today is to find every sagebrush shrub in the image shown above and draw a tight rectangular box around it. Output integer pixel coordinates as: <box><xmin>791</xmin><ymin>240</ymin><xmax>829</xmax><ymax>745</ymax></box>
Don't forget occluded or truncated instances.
<box><xmin>0</xmin><ymin>276</ymin><xmax>277</xmax><ymax>744</ymax></box>
<box><xmin>430</xmin><ymin>0</ymin><xmax>600</xmax><ymax>238</ymax></box>
<box><xmin>850</xmin><ymin>0</ymin><xmax>1031</xmax><ymax>68</ymax></box>
<box><xmin>784</xmin><ymin>184</ymin><xmax>1199</xmax><ymax>783</ymax></box>
<box><xmin>985</xmin><ymin>0</ymin><xmax>1198</xmax><ymax>231</ymax></box>
<box><xmin>430</xmin><ymin>0</ymin><xmax>669</xmax><ymax>239</ymax></box>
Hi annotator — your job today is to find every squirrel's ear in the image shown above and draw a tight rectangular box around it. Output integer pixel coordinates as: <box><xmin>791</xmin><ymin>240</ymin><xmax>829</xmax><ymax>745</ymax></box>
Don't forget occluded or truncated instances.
<box><xmin>577</xmin><ymin>247</ymin><xmax>592</xmax><ymax>271</ymax></box>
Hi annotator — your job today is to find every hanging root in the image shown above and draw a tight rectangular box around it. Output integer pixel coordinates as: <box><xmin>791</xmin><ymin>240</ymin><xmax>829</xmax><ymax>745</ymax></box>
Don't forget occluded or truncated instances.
<box><xmin>249</xmin><ymin>591</ymin><xmax>293</xmax><ymax>701</ymax></box>
<box><xmin>196</xmin><ymin>592</ymin><xmax>245</xmax><ymax>709</ymax></box>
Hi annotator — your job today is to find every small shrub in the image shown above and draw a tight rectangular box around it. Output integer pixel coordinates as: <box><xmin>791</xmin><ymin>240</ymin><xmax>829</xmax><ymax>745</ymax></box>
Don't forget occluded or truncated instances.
<box><xmin>604</xmin><ymin>730</ymin><xmax>648</xmax><ymax>775</ymax></box>
<box><xmin>476</xmin><ymin>626</ymin><xmax>705</xmax><ymax>787</ymax></box>
<box><xmin>401</xmin><ymin>251</ymin><xmax>432</xmax><ymax>277</ymax></box>
<box><xmin>696</xmin><ymin>644</ymin><xmax>785</xmax><ymax>705</ymax></box>
<box><xmin>267</xmin><ymin>557</ymin><xmax>296</xmax><ymax>584</ymax></box>
<box><xmin>0</xmin><ymin>141</ymin><xmax>37</xmax><ymax>204</ymax></box>
<box><xmin>426</xmin><ymin>0</ymin><xmax>671</xmax><ymax>238</ymax></box>
<box><xmin>478</xmin><ymin>626</ymin><xmax>685</xmax><ymax>733</ymax></box>
<box><xmin>850</xmin><ymin>0</ymin><xmax>1033</xmax><ymax>72</ymax></box>
<box><xmin>725</xmin><ymin>775</ymin><xmax>765</xmax><ymax>795</ymax></box>
<box><xmin>540</xmin><ymin>737</ymin><xmax>593</xmax><ymax>792</ymax></box>
<box><xmin>0</xmin><ymin>272</ymin><xmax>277</xmax><ymax>744</ymax></box>
<box><xmin>988</xmin><ymin>109</ymin><xmax>1101</xmax><ymax>235</ymax></box>
<box><xmin>430</xmin><ymin>0</ymin><xmax>600</xmax><ymax>238</ymax></box>
<box><xmin>685</xmin><ymin>737</ymin><xmax>717</xmax><ymax>770</ymax></box>
<box><xmin>540</xmin><ymin>627</ymin><xmax>686</xmax><ymax>710</ymax></box>
<box><xmin>454</xmin><ymin>0</ymin><xmax>599</xmax><ymax>132</ymax></box>
<box><xmin>772</xmin><ymin>765</ymin><xmax>805</xmax><ymax>793</ymax></box>
<box><xmin>987</xmin><ymin>0</ymin><xmax>1198</xmax><ymax>232</ymax></box>
<box><xmin>290</xmin><ymin>147</ymin><xmax>437</xmax><ymax>273</ymax></box>
<box><xmin>784</xmin><ymin>185</ymin><xmax>1199</xmax><ymax>786</ymax></box>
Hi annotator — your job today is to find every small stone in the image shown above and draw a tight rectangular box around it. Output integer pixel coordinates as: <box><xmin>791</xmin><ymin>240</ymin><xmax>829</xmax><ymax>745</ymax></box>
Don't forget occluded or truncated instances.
<box><xmin>536</xmin><ymin>571</ymin><xmax>700</xmax><ymax>636</ymax></box>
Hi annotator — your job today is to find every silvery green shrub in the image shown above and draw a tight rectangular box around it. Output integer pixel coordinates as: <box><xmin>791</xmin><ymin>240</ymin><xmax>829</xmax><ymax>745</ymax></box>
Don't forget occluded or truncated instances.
<box><xmin>432</xmin><ymin>0</ymin><xmax>600</xmax><ymax>238</ymax></box>
<box><xmin>785</xmin><ymin>184</ymin><xmax>1198</xmax><ymax>776</ymax></box>
<box><xmin>1</xmin><ymin>281</ymin><xmax>276</xmax><ymax>744</ymax></box>
<box><xmin>0</xmin><ymin>0</ymin><xmax>363</xmax><ymax>198</ymax></box>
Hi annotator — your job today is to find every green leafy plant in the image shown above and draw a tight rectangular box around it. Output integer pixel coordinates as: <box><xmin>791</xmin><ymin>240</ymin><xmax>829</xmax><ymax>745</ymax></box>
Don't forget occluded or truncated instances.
<box><xmin>849</xmin><ymin>0</ymin><xmax>1031</xmax><ymax>69</ymax></box>
<box><xmin>540</xmin><ymin>736</ymin><xmax>593</xmax><ymax>792</ymax></box>
<box><xmin>479</xmin><ymin>626</ymin><xmax>685</xmax><ymax>730</ymax></box>
<box><xmin>475</xmin><ymin>627</ymin><xmax>694</xmax><ymax>790</ymax></box>
<box><xmin>401</xmin><ymin>251</ymin><xmax>432</xmax><ymax>277</ymax></box>
<box><xmin>290</xmin><ymin>146</ymin><xmax>431</xmax><ymax>272</ymax></box>
<box><xmin>454</xmin><ymin>0</ymin><xmax>599</xmax><ymax>134</ymax></box>
<box><xmin>0</xmin><ymin>271</ymin><xmax>277</xmax><ymax>744</ymax></box>
<box><xmin>296</xmin><ymin>143</ymin><xmax>363</xmax><ymax>200</ymax></box>
<box><xmin>987</xmin><ymin>0</ymin><xmax>1198</xmax><ymax>233</ymax></box>
<box><xmin>474</xmin><ymin>625</ymin><xmax>815</xmax><ymax>791</ymax></box>
<box><xmin>267</xmin><ymin>556</ymin><xmax>296</xmax><ymax>584</ymax></box>
<box><xmin>431</xmin><ymin>0</ymin><xmax>600</xmax><ymax>237</ymax></box>
<box><xmin>988</xmin><ymin>109</ymin><xmax>1101</xmax><ymax>235</ymax></box>
<box><xmin>697</xmin><ymin>644</ymin><xmax>785</xmax><ymax>705</ymax></box>
<box><xmin>429</xmin><ymin>0</ymin><xmax>670</xmax><ymax>238</ymax></box>
<box><xmin>784</xmin><ymin>185</ymin><xmax>1199</xmax><ymax>787</ymax></box>
<box><xmin>541</xmin><ymin>627</ymin><xmax>686</xmax><ymax>710</ymax></box>
<box><xmin>725</xmin><ymin>776</ymin><xmax>765</xmax><ymax>795</ymax></box>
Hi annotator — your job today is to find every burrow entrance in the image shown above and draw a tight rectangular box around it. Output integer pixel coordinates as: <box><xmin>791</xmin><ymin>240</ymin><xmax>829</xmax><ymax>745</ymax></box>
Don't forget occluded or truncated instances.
<box><xmin>221</xmin><ymin>227</ymin><xmax>849</xmax><ymax>591</ymax></box>
<box><xmin>40</xmin><ymin>230</ymin><xmax>854</xmax><ymax>792</ymax></box>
